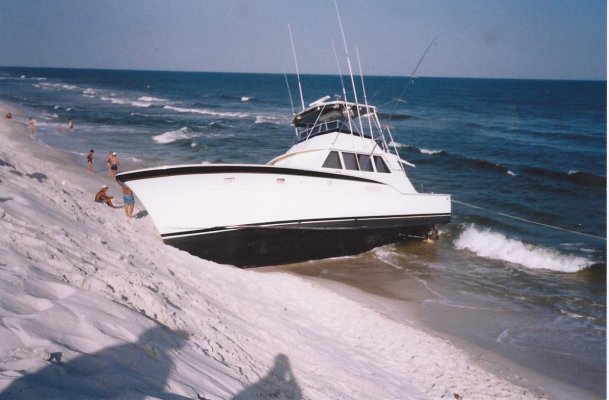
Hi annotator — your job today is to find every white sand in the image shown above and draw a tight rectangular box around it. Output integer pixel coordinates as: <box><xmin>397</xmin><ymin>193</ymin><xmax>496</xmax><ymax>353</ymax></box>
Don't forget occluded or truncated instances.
<box><xmin>0</xmin><ymin>100</ymin><xmax>549</xmax><ymax>399</ymax></box>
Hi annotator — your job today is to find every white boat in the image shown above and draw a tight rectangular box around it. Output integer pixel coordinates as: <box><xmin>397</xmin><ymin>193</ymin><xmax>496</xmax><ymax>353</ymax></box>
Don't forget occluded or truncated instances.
<box><xmin>116</xmin><ymin>97</ymin><xmax>451</xmax><ymax>267</ymax></box>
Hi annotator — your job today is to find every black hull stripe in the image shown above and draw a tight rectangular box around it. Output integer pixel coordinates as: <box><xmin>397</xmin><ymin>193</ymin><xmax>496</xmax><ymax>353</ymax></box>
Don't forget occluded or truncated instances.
<box><xmin>163</xmin><ymin>220</ymin><xmax>447</xmax><ymax>267</ymax></box>
<box><xmin>116</xmin><ymin>165</ymin><xmax>384</xmax><ymax>185</ymax></box>
<box><xmin>161</xmin><ymin>213</ymin><xmax>451</xmax><ymax>239</ymax></box>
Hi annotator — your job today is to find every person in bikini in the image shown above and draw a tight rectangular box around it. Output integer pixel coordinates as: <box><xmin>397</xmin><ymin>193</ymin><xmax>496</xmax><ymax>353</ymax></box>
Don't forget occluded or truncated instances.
<box><xmin>86</xmin><ymin>149</ymin><xmax>94</xmax><ymax>173</ymax></box>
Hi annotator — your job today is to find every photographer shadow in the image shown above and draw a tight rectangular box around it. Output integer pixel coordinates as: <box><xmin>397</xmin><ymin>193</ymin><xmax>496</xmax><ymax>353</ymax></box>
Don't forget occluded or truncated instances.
<box><xmin>233</xmin><ymin>354</ymin><xmax>303</xmax><ymax>400</ymax></box>
<box><xmin>0</xmin><ymin>326</ymin><xmax>190</xmax><ymax>399</ymax></box>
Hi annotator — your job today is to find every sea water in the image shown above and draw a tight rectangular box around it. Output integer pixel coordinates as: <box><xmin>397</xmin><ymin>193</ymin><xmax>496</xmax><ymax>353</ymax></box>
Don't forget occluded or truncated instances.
<box><xmin>0</xmin><ymin>67</ymin><xmax>605</xmax><ymax>396</ymax></box>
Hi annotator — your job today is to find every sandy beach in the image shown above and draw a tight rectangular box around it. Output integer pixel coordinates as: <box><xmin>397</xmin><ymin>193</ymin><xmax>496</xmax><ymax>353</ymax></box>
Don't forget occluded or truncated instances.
<box><xmin>0</xmin><ymin>99</ymin><xmax>597</xmax><ymax>399</ymax></box>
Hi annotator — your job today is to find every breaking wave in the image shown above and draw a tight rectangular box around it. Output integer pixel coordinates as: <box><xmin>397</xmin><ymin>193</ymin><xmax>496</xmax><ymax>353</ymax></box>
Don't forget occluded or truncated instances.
<box><xmin>33</xmin><ymin>82</ymin><xmax>79</xmax><ymax>91</ymax></box>
<box><xmin>454</xmin><ymin>224</ymin><xmax>593</xmax><ymax>273</ymax></box>
<box><xmin>419</xmin><ymin>148</ymin><xmax>442</xmax><ymax>155</ymax></box>
<box><xmin>100</xmin><ymin>96</ymin><xmax>153</xmax><ymax>108</ymax></box>
<box><xmin>138</xmin><ymin>96</ymin><xmax>168</xmax><ymax>102</ymax></box>
<box><xmin>82</xmin><ymin>88</ymin><xmax>96</xmax><ymax>97</ymax></box>
<box><xmin>163</xmin><ymin>105</ymin><xmax>248</xmax><ymax>118</ymax></box>
<box><xmin>152</xmin><ymin>127</ymin><xmax>198</xmax><ymax>144</ymax></box>
<box><xmin>255</xmin><ymin>115</ymin><xmax>286</xmax><ymax>125</ymax></box>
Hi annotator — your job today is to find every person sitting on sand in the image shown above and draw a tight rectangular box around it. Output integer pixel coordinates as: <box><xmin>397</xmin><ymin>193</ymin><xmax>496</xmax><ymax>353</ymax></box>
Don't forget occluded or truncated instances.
<box><xmin>94</xmin><ymin>185</ymin><xmax>120</xmax><ymax>208</ymax></box>
<box><xmin>86</xmin><ymin>149</ymin><xmax>94</xmax><ymax>173</ymax></box>
<box><xmin>122</xmin><ymin>185</ymin><xmax>135</xmax><ymax>218</ymax></box>
<box><xmin>5</xmin><ymin>112</ymin><xmax>12</xmax><ymax>119</ymax></box>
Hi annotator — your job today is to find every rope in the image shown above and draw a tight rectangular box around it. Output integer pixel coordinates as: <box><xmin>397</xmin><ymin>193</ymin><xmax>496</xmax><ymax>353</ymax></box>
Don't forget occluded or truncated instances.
<box><xmin>452</xmin><ymin>199</ymin><xmax>607</xmax><ymax>241</ymax></box>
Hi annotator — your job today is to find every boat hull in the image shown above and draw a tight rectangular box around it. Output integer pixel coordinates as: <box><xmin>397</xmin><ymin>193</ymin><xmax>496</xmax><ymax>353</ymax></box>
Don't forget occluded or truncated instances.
<box><xmin>117</xmin><ymin>164</ymin><xmax>451</xmax><ymax>267</ymax></box>
<box><xmin>162</xmin><ymin>214</ymin><xmax>450</xmax><ymax>267</ymax></box>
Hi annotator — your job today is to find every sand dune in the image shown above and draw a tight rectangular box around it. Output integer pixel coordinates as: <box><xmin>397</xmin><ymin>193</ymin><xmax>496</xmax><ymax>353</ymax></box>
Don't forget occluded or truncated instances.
<box><xmin>0</xmin><ymin>101</ymin><xmax>547</xmax><ymax>399</ymax></box>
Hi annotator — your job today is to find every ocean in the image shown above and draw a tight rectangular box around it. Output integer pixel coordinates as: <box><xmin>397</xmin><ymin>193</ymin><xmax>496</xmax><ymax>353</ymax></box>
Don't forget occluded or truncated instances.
<box><xmin>0</xmin><ymin>67</ymin><xmax>606</xmax><ymax>396</ymax></box>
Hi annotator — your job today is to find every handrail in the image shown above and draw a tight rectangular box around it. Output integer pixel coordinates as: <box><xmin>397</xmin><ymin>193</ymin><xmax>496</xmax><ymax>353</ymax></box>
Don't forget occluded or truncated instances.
<box><xmin>296</xmin><ymin>121</ymin><xmax>363</xmax><ymax>143</ymax></box>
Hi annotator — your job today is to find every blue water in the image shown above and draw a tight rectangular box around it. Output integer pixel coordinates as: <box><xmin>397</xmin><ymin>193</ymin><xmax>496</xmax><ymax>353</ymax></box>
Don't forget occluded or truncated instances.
<box><xmin>0</xmin><ymin>67</ymin><xmax>606</xmax><ymax>396</ymax></box>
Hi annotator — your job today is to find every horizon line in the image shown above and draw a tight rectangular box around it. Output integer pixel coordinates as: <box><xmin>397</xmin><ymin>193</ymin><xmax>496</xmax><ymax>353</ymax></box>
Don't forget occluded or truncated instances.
<box><xmin>0</xmin><ymin>65</ymin><xmax>606</xmax><ymax>83</ymax></box>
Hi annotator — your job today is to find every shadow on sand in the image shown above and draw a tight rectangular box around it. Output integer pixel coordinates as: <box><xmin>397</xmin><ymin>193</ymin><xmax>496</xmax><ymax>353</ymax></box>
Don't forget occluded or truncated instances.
<box><xmin>232</xmin><ymin>354</ymin><xmax>303</xmax><ymax>400</ymax></box>
<box><xmin>0</xmin><ymin>326</ymin><xmax>190</xmax><ymax>399</ymax></box>
<box><xmin>134</xmin><ymin>209</ymin><xmax>148</xmax><ymax>219</ymax></box>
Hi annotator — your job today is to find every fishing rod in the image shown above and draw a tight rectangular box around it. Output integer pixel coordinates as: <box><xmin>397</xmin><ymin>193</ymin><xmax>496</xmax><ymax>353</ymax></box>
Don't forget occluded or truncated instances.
<box><xmin>334</xmin><ymin>0</ymin><xmax>366</xmax><ymax>137</ymax></box>
<box><xmin>386</xmin><ymin>36</ymin><xmax>438</xmax><ymax>122</ymax></box>
<box><xmin>288</xmin><ymin>24</ymin><xmax>305</xmax><ymax>111</ymax></box>
<box><xmin>282</xmin><ymin>67</ymin><xmax>295</xmax><ymax>115</ymax></box>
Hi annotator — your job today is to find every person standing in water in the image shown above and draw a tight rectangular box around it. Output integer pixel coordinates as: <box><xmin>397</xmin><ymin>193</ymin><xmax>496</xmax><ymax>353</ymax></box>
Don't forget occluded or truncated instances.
<box><xmin>28</xmin><ymin>117</ymin><xmax>36</xmax><ymax>136</ymax></box>
<box><xmin>109</xmin><ymin>152</ymin><xmax>120</xmax><ymax>180</ymax></box>
<box><xmin>106</xmin><ymin>151</ymin><xmax>113</xmax><ymax>176</ymax></box>
<box><xmin>86</xmin><ymin>149</ymin><xmax>94</xmax><ymax>173</ymax></box>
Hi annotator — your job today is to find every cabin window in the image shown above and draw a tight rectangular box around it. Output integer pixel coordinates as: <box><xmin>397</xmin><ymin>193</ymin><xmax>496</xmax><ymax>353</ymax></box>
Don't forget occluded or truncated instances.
<box><xmin>322</xmin><ymin>151</ymin><xmax>343</xmax><ymax>169</ymax></box>
<box><xmin>374</xmin><ymin>156</ymin><xmax>390</xmax><ymax>173</ymax></box>
<box><xmin>342</xmin><ymin>152</ymin><xmax>359</xmax><ymax>170</ymax></box>
<box><xmin>358</xmin><ymin>154</ymin><xmax>374</xmax><ymax>172</ymax></box>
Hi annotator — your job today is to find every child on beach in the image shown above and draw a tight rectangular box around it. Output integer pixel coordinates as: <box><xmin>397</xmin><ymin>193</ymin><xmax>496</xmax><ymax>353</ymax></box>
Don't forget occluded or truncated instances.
<box><xmin>86</xmin><ymin>149</ymin><xmax>94</xmax><ymax>173</ymax></box>
<box><xmin>122</xmin><ymin>186</ymin><xmax>135</xmax><ymax>218</ymax></box>
<box><xmin>68</xmin><ymin>117</ymin><xmax>74</xmax><ymax>129</ymax></box>
<box><xmin>94</xmin><ymin>185</ymin><xmax>120</xmax><ymax>208</ymax></box>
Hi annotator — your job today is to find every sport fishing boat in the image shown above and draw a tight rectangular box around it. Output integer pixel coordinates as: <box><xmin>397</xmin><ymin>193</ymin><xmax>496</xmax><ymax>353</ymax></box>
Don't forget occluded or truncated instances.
<box><xmin>116</xmin><ymin>96</ymin><xmax>451</xmax><ymax>267</ymax></box>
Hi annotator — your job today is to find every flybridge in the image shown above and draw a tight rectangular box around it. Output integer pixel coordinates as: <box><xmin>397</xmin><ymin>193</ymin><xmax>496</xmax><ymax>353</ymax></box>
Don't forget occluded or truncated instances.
<box><xmin>291</xmin><ymin>98</ymin><xmax>383</xmax><ymax>145</ymax></box>
<box><xmin>291</xmin><ymin>99</ymin><xmax>378</xmax><ymax>128</ymax></box>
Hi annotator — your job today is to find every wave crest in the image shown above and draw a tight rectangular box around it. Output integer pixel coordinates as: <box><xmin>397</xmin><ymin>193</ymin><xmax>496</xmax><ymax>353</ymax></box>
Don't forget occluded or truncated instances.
<box><xmin>152</xmin><ymin>127</ymin><xmax>198</xmax><ymax>144</ymax></box>
<box><xmin>454</xmin><ymin>224</ymin><xmax>592</xmax><ymax>273</ymax></box>
<box><xmin>163</xmin><ymin>105</ymin><xmax>248</xmax><ymax>118</ymax></box>
<box><xmin>524</xmin><ymin>167</ymin><xmax>605</xmax><ymax>187</ymax></box>
<box><xmin>138</xmin><ymin>96</ymin><xmax>168</xmax><ymax>102</ymax></box>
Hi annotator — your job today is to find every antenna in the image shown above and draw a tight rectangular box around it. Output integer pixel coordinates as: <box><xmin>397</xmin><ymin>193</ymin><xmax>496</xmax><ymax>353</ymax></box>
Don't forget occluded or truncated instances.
<box><xmin>288</xmin><ymin>24</ymin><xmax>305</xmax><ymax>111</ymax></box>
<box><xmin>333</xmin><ymin>0</ymin><xmax>365</xmax><ymax>137</ymax></box>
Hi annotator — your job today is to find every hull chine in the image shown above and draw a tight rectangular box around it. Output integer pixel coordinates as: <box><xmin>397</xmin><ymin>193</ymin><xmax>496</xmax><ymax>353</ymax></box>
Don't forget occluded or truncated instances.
<box><xmin>162</xmin><ymin>214</ymin><xmax>450</xmax><ymax>267</ymax></box>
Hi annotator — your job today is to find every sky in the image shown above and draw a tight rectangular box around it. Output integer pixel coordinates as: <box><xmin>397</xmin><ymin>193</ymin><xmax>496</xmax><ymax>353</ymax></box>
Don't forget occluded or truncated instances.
<box><xmin>0</xmin><ymin>0</ymin><xmax>606</xmax><ymax>80</ymax></box>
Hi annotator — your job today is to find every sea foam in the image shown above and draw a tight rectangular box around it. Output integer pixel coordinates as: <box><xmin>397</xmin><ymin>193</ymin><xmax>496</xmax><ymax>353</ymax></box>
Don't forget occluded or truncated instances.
<box><xmin>420</xmin><ymin>148</ymin><xmax>442</xmax><ymax>155</ymax></box>
<box><xmin>454</xmin><ymin>224</ymin><xmax>592</xmax><ymax>273</ymax></box>
<box><xmin>152</xmin><ymin>127</ymin><xmax>197</xmax><ymax>144</ymax></box>
<box><xmin>255</xmin><ymin>115</ymin><xmax>285</xmax><ymax>125</ymax></box>
<box><xmin>138</xmin><ymin>96</ymin><xmax>168</xmax><ymax>102</ymax></box>
<box><xmin>163</xmin><ymin>105</ymin><xmax>247</xmax><ymax>118</ymax></box>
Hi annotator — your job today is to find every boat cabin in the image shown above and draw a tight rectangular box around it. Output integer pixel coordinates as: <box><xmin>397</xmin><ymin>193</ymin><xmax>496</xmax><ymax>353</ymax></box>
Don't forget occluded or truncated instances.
<box><xmin>322</xmin><ymin>150</ymin><xmax>391</xmax><ymax>173</ymax></box>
